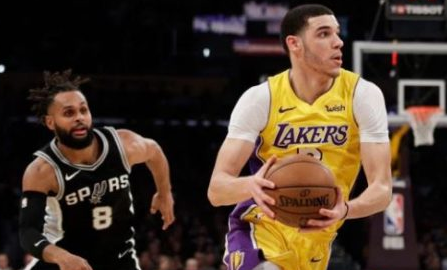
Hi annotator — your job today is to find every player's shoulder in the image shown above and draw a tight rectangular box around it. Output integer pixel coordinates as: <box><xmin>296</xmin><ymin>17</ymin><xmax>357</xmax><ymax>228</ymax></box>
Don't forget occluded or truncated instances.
<box><xmin>115</xmin><ymin>128</ymin><xmax>157</xmax><ymax>151</ymax></box>
<box><xmin>239</xmin><ymin>81</ymin><xmax>270</xmax><ymax>104</ymax></box>
<box><xmin>22</xmin><ymin>157</ymin><xmax>57</xmax><ymax>191</ymax></box>
<box><xmin>115</xmin><ymin>128</ymin><xmax>148</xmax><ymax>145</ymax></box>
<box><xmin>115</xmin><ymin>128</ymin><xmax>160</xmax><ymax>166</ymax></box>
<box><xmin>245</xmin><ymin>80</ymin><xmax>269</xmax><ymax>93</ymax></box>
<box><xmin>356</xmin><ymin>77</ymin><xmax>384</xmax><ymax>97</ymax></box>
<box><xmin>115</xmin><ymin>128</ymin><xmax>136</xmax><ymax>138</ymax></box>
<box><xmin>358</xmin><ymin>76</ymin><xmax>380</xmax><ymax>88</ymax></box>
<box><xmin>25</xmin><ymin>157</ymin><xmax>55</xmax><ymax>176</ymax></box>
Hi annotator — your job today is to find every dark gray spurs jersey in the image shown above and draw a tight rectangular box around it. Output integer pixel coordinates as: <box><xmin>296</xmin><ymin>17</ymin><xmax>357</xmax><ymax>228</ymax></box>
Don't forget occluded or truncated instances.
<box><xmin>29</xmin><ymin>127</ymin><xmax>140</xmax><ymax>270</ymax></box>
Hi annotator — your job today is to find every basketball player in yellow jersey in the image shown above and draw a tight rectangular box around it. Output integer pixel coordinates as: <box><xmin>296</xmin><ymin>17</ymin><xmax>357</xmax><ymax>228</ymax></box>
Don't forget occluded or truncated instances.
<box><xmin>208</xmin><ymin>4</ymin><xmax>392</xmax><ymax>270</ymax></box>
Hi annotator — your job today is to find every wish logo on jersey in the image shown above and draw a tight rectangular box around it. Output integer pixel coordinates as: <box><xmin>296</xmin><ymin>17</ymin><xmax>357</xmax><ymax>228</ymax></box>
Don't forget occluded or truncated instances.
<box><xmin>65</xmin><ymin>174</ymin><xmax>129</xmax><ymax>206</ymax></box>
<box><xmin>325</xmin><ymin>104</ymin><xmax>345</xmax><ymax>112</ymax></box>
<box><xmin>273</xmin><ymin>123</ymin><xmax>348</xmax><ymax>148</ymax></box>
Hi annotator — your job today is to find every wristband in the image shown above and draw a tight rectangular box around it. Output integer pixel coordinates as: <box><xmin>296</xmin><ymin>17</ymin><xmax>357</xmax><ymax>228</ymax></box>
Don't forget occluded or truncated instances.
<box><xmin>19</xmin><ymin>191</ymin><xmax>51</xmax><ymax>259</ymax></box>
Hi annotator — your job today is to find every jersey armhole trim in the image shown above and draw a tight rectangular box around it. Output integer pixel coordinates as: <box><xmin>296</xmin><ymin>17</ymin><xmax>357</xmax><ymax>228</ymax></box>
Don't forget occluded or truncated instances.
<box><xmin>259</xmin><ymin>80</ymin><xmax>272</xmax><ymax>134</ymax></box>
<box><xmin>33</xmin><ymin>151</ymin><xmax>65</xmax><ymax>200</ymax></box>
<box><xmin>104</xmin><ymin>126</ymin><xmax>131</xmax><ymax>173</ymax></box>
<box><xmin>253</xmin><ymin>81</ymin><xmax>272</xmax><ymax>164</ymax></box>
<box><xmin>351</xmin><ymin>77</ymin><xmax>361</xmax><ymax>128</ymax></box>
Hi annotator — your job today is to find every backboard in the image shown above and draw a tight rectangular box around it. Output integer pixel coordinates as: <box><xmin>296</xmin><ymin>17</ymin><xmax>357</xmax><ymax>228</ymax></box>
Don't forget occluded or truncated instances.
<box><xmin>353</xmin><ymin>41</ymin><xmax>447</xmax><ymax>127</ymax></box>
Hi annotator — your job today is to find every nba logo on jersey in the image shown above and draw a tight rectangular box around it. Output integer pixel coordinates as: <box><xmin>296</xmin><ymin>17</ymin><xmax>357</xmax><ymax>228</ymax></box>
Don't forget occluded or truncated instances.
<box><xmin>384</xmin><ymin>193</ymin><xmax>404</xmax><ymax>235</ymax></box>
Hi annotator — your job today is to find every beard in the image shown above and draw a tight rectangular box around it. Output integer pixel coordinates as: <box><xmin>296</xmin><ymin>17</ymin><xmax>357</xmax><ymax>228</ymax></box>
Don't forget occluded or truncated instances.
<box><xmin>54</xmin><ymin>124</ymin><xmax>95</xmax><ymax>150</ymax></box>
<box><xmin>302</xmin><ymin>42</ymin><xmax>340</xmax><ymax>78</ymax></box>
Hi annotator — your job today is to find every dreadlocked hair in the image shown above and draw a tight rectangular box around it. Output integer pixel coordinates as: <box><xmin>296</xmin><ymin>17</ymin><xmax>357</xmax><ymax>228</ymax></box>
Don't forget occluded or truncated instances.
<box><xmin>28</xmin><ymin>69</ymin><xmax>90</xmax><ymax>124</ymax></box>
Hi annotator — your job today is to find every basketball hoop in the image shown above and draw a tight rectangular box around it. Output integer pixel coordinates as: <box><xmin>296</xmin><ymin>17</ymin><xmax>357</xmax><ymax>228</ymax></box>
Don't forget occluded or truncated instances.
<box><xmin>406</xmin><ymin>106</ymin><xmax>443</xmax><ymax>146</ymax></box>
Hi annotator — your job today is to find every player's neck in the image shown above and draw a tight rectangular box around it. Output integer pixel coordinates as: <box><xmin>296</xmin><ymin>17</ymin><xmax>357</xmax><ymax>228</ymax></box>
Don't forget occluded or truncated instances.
<box><xmin>56</xmin><ymin>136</ymin><xmax>100</xmax><ymax>165</ymax></box>
<box><xmin>289</xmin><ymin>67</ymin><xmax>334</xmax><ymax>105</ymax></box>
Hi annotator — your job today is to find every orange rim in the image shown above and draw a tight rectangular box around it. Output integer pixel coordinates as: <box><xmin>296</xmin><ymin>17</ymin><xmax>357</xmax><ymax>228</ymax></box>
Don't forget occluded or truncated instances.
<box><xmin>406</xmin><ymin>106</ymin><xmax>442</xmax><ymax>123</ymax></box>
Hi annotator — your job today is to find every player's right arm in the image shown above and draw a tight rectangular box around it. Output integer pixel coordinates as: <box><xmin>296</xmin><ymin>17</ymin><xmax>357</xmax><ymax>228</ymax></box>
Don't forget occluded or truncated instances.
<box><xmin>208</xmin><ymin>138</ymin><xmax>276</xmax><ymax>217</ymax></box>
<box><xmin>20</xmin><ymin>158</ymin><xmax>93</xmax><ymax>270</ymax></box>
<box><xmin>207</xmin><ymin>83</ymin><xmax>277</xmax><ymax>218</ymax></box>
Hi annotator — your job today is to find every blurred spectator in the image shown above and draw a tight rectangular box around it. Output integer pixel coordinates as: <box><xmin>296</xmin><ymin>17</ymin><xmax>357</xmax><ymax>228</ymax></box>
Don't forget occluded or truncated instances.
<box><xmin>147</xmin><ymin>239</ymin><xmax>162</xmax><ymax>266</ymax></box>
<box><xmin>166</xmin><ymin>224</ymin><xmax>184</xmax><ymax>256</ymax></box>
<box><xmin>425</xmin><ymin>251</ymin><xmax>441</xmax><ymax>270</ymax></box>
<box><xmin>0</xmin><ymin>253</ymin><xmax>13</xmax><ymax>270</ymax></box>
<box><xmin>203</xmin><ymin>251</ymin><xmax>217</xmax><ymax>270</ymax></box>
<box><xmin>193</xmin><ymin>251</ymin><xmax>216</xmax><ymax>270</ymax></box>
<box><xmin>139</xmin><ymin>250</ymin><xmax>155</xmax><ymax>270</ymax></box>
<box><xmin>184</xmin><ymin>258</ymin><xmax>199</xmax><ymax>270</ymax></box>
<box><xmin>158</xmin><ymin>255</ymin><xmax>176</xmax><ymax>270</ymax></box>
<box><xmin>171</xmin><ymin>255</ymin><xmax>183</xmax><ymax>270</ymax></box>
<box><xmin>18</xmin><ymin>253</ymin><xmax>33</xmax><ymax>270</ymax></box>
<box><xmin>419</xmin><ymin>232</ymin><xmax>444</xmax><ymax>270</ymax></box>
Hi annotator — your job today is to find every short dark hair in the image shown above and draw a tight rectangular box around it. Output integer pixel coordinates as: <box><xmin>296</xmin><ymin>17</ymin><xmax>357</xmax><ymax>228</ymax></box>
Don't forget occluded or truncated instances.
<box><xmin>280</xmin><ymin>4</ymin><xmax>334</xmax><ymax>54</ymax></box>
<box><xmin>28</xmin><ymin>69</ymin><xmax>90</xmax><ymax>124</ymax></box>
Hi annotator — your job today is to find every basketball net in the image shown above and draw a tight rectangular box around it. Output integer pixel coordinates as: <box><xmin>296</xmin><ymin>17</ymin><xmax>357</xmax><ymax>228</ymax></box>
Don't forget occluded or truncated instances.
<box><xmin>406</xmin><ymin>106</ymin><xmax>442</xmax><ymax>146</ymax></box>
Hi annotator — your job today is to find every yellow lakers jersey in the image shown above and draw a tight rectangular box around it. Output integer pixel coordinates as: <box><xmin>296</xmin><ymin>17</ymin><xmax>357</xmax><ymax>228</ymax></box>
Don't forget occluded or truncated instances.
<box><xmin>256</xmin><ymin>69</ymin><xmax>361</xmax><ymax>216</ymax></box>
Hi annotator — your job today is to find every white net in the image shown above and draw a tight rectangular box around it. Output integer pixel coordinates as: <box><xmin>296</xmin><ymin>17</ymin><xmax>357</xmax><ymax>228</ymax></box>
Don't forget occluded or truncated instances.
<box><xmin>406</xmin><ymin>106</ymin><xmax>442</xmax><ymax>146</ymax></box>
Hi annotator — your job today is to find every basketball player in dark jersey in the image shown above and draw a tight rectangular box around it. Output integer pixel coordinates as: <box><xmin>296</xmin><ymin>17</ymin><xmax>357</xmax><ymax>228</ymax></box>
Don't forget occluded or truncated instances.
<box><xmin>19</xmin><ymin>70</ymin><xmax>175</xmax><ymax>270</ymax></box>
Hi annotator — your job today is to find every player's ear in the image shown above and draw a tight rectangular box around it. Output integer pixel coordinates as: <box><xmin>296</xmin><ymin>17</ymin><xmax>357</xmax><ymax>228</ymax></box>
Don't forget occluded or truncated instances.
<box><xmin>286</xmin><ymin>35</ymin><xmax>302</xmax><ymax>53</ymax></box>
<box><xmin>44</xmin><ymin>115</ymin><xmax>55</xmax><ymax>130</ymax></box>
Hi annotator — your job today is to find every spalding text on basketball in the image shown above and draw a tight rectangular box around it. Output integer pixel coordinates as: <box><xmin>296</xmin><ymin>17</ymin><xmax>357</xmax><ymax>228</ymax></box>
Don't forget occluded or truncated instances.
<box><xmin>273</xmin><ymin>124</ymin><xmax>348</xmax><ymax>148</ymax></box>
<box><xmin>278</xmin><ymin>194</ymin><xmax>331</xmax><ymax>208</ymax></box>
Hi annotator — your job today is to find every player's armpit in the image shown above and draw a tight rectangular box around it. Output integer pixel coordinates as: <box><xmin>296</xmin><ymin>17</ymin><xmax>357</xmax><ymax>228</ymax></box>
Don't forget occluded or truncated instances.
<box><xmin>19</xmin><ymin>191</ymin><xmax>51</xmax><ymax>259</ymax></box>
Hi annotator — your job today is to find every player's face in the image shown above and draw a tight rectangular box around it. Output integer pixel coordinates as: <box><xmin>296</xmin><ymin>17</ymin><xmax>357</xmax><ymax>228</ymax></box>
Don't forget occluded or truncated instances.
<box><xmin>45</xmin><ymin>90</ymin><xmax>94</xmax><ymax>149</ymax></box>
<box><xmin>300</xmin><ymin>15</ymin><xmax>343</xmax><ymax>78</ymax></box>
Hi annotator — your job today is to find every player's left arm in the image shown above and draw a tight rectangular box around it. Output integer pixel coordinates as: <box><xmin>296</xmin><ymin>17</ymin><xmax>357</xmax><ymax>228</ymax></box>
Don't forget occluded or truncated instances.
<box><xmin>304</xmin><ymin>142</ymin><xmax>392</xmax><ymax>230</ymax></box>
<box><xmin>305</xmin><ymin>79</ymin><xmax>392</xmax><ymax>230</ymax></box>
<box><xmin>345</xmin><ymin>79</ymin><xmax>393</xmax><ymax>218</ymax></box>
<box><xmin>345</xmin><ymin>142</ymin><xmax>392</xmax><ymax>219</ymax></box>
<box><xmin>117</xmin><ymin>129</ymin><xmax>175</xmax><ymax>230</ymax></box>
<box><xmin>341</xmin><ymin>79</ymin><xmax>394</xmax><ymax>219</ymax></box>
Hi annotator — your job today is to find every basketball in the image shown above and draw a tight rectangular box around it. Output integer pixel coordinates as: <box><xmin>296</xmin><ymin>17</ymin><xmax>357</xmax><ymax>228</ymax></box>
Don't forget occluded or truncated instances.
<box><xmin>264</xmin><ymin>155</ymin><xmax>337</xmax><ymax>228</ymax></box>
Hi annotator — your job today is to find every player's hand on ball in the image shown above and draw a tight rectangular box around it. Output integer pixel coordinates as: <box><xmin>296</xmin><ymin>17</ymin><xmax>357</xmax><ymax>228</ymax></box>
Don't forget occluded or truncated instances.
<box><xmin>301</xmin><ymin>187</ymin><xmax>346</xmax><ymax>232</ymax></box>
<box><xmin>150</xmin><ymin>191</ymin><xmax>175</xmax><ymax>230</ymax></box>
<box><xmin>262</xmin><ymin>154</ymin><xmax>337</xmax><ymax>228</ymax></box>
<box><xmin>248</xmin><ymin>155</ymin><xmax>277</xmax><ymax>219</ymax></box>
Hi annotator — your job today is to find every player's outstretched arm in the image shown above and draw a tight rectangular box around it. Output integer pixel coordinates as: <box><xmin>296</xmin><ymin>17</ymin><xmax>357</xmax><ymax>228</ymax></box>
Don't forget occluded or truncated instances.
<box><xmin>117</xmin><ymin>129</ymin><xmax>175</xmax><ymax>230</ymax></box>
<box><xmin>208</xmin><ymin>138</ymin><xmax>277</xmax><ymax>218</ymax></box>
<box><xmin>347</xmin><ymin>142</ymin><xmax>393</xmax><ymax>218</ymax></box>
<box><xmin>20</xmin><ymin>159</ymin><xmax>93</xmax><ymax>270</ymax></box>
